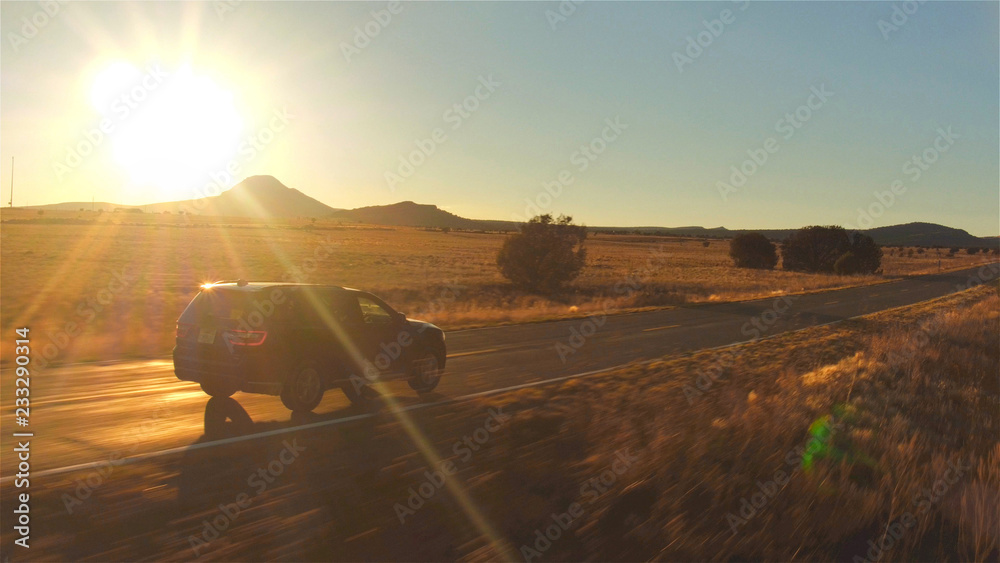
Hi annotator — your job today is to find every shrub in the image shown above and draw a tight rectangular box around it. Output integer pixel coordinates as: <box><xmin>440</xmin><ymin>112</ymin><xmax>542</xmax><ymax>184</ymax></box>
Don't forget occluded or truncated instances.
<box><xmin>847</xmin><ymin>233</ymin><xmax>882</xmax><ymax>274</ymax></box>
<box><xmin>729</xmin><ymin>233</ymin><xmax>778</xmax><ymax>270</ymax></box>
<box><xmin>780</xmin><ymin>226</ymin><xmax>850</xmax><ymax>273</ymax></box>
<box><xmin>833</xmin><ymin>251</ymin><xmax>860</xmax><ymax>275</ymax></box>
<box><xmin>497</xmin><ymin>214</ymin><xmax>587</xmax><ymax>293</ymax></box>
<box><xmin>966</xmin><ymin>247</ymin><xmax>981</xmax><ymax>255</ymax></box>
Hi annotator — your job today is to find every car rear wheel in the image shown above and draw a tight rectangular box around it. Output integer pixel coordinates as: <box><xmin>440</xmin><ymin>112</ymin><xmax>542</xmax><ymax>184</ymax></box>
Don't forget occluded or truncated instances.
<box><xmin>201</xmin><ymin>381</ymin><xmax>237</xmax><ymax>398</ymax></box>
<box><xmin>341</xmin><ymin>380</ymin><xmax>373</xmax><ymax>406</ymax></box>
<box><xmin>408</xmin><ymin>350</ymin><xmax>443</xmax><ymax>393</ymax></box>
<box><xmin>281</xmin><ymin>361</ymin><xmax>325</xmax><ymax>412</ymax></box>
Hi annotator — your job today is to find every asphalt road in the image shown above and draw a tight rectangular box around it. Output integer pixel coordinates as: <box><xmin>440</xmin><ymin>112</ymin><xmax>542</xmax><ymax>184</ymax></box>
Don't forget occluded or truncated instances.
<box><xmin>3</xmin><ymin>263</ymin><xmax>997</xmax><ymax>477</ymax></box>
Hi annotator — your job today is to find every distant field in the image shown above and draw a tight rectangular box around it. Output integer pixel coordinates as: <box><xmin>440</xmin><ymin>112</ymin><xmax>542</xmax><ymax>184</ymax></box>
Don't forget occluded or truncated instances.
<box><xmin>1</xmin><ymin>208</ymin><xmax>996</xmax><ymax>364</ymax></box>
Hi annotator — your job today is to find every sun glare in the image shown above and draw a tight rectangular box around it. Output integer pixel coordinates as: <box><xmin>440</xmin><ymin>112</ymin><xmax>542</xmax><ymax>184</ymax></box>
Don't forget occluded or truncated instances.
<box><xmin>90</xmin><ymin>62</ymin><xmax>245</xmax><ymax>200</ymax></box>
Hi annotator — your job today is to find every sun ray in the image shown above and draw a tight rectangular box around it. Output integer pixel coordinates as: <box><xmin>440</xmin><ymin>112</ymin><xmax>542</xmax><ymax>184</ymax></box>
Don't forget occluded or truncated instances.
<box><xmin>287</xmin><ymin>287</ymin><xmax>516</xmax><ymax>560</ymax></box>
<box><xmin>10</xmin><ymin>220</ymin><xmax>119</xmax><ymax>332</ymax></box>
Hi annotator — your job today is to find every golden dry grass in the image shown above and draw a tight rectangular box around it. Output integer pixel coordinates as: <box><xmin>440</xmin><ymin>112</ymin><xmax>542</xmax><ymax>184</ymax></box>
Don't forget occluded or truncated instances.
<box><xmin>466</xmin><ymin>284</ymin><xmax>1000</xmax><ymax>561</ymax></box>
<box><xmin>6</xmin><ymin>280</ymin><xmax>995</xmax><ymax>562</ymax></box>
<box><xmin>1</xmin><ymin>208</ymin><xmax>996</xmax><ymax>364</ymax></box>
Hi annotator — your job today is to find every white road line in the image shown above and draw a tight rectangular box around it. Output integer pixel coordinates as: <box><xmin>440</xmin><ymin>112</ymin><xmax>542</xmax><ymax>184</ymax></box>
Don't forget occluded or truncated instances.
<box><xmin>6</xmin><ymin>364</ymin><xmax>632</xmax><ymax>482</ymax></box>
<box><xmin>3</xmin><ymin>306</ymin><xmax>884</xmax><ymax>483</ymax></box>
<box><xmin>28</xmin><ymin>384</ymin><xmax>196</xmax><ymax>407</ymax></box>
<box><xmin>448</xmin><ymin>348</ymin><xmax>499</xmax><ymax>358</ymax></box>
<box><xmin>5</xmin><ymin>274</ymin><xmax>990</xmax><ymax>482</ymax></box>
<box><xmin>642</xmin><ymin>324</ymin><xmax>681</xmax><ymax>332</ymax></box>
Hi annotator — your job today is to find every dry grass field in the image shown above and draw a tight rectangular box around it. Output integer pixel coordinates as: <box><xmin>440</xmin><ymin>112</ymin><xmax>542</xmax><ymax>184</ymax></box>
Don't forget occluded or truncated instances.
<box><xmin>462</xmin><ymin>283</ymin><xmax>1000</xmax><ymax>561</ymax></box>
<box><xmin>7</xmin><ymin>282</ymin><xmax>996</xmax><ymax>561</ymax></box>
<box><xmin>1</xmin><ymin>208</ymin><xmax>996</xmax><ymax>364</ymax></box>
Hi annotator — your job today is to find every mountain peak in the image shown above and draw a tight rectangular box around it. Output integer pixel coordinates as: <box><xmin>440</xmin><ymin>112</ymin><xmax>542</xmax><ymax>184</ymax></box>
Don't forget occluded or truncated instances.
<box><xmin>232</xmin><ymin>175</ymin><xmax>291</xmax><ymax>194</ymax></box>
<box><xmin>330</xmin><ymin>201</ymin><xmax>475</xmax><ymax>229</ymax></box>
<box><xmin>125</xmin><ymin>175</ymin><xmax>340</xmax><ymax>218</ymax></box>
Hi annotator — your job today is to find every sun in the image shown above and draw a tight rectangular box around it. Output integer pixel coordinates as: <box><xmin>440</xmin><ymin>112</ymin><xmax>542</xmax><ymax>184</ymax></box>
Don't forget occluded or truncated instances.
<box><xmin>90</xmin><ymin>62</ymin><xmax>245</xmax><ymax>200</ymax></box>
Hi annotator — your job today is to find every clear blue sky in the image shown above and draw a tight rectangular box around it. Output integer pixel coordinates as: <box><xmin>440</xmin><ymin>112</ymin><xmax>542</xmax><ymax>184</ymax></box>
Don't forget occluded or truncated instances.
<box><xmin>2</xmin><ymin>1</ymin><xmax>997</xmax><ymax>234</ymax></box>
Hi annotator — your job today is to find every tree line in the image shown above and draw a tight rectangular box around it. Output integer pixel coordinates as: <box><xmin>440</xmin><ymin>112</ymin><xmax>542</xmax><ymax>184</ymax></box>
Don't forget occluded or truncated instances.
<box><xmin>729</xmin><ymin>226</ymin><xmax>883</xmax><ymax>275</ymax></box>
<box><xmin>495</xmin><ymin>216</ymin><xmax>896</xmax><ymax>294</ymax></box>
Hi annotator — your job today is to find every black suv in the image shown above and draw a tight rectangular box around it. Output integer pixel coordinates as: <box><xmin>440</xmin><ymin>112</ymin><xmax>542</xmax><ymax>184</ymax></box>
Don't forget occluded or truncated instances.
<box><xmin>173</xmin><ymin>281</ymin><xmax>446</xmax><ymax>412</ymax></box>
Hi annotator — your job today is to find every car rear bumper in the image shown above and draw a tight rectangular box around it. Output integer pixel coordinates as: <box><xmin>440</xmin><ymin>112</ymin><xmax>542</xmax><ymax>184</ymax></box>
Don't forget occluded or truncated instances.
<box><xmin>173</xmin><ymin>346</ymin><xmax>282</xmax><ymax>395</ymax></box>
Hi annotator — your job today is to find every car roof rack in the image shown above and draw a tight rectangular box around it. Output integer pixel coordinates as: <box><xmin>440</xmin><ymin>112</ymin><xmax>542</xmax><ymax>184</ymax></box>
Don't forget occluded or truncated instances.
<box><xmin>207</xmin><ymin>279</ymin><xmax>249</xmax><ymax>286</ymax></box>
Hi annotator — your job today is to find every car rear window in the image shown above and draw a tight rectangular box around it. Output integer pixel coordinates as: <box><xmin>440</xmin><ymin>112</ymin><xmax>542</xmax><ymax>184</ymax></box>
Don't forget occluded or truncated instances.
<box><xmin>179</xmin><ymin>287</ymin><xmax>262</xmax><ymax>324</ymax></box>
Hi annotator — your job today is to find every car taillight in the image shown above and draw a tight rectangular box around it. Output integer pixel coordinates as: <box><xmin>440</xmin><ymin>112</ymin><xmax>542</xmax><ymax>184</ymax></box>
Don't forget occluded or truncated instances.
<box><xmin>176</xmin><ymin>323</ymin><xmax>195</xmax><ymax>339</ymax></box>
<box><xmin>224</xmin><ymin>330</ymin><xmax>267</xmax><ymax>346</ymax></box>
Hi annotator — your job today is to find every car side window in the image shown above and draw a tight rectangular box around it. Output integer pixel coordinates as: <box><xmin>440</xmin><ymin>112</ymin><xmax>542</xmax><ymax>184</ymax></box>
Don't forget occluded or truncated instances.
<box><xmin>357</xmin><ymin>296</ymin><xmax>393</xmax><ymax>325</ymax></box>
<box><xmin>332</xmin><ymin>294</ymin><xmax>363</xmax><ymax>326</ymax></box>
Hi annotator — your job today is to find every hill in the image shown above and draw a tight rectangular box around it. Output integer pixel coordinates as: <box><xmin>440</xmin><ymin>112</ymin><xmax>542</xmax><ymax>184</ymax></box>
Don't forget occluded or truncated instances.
<box><xmin>328</xmin><ymin>201</ymin><xmax>517</xmax><ymax>231</ymax></box>
<box><xmin>27</xmin><ymin>176</ymin><xmax>340</xmax><ymax>218</ymax></box>
<box><xmin>23</xmin><ymin>201</ymin><xmax>134</xmax><ymax>212</ymax></box>
<box><xmin>861</xmin><ymin>222</ymin><xmax>992</xmax><ymax>247</ymax></box>
<box><xmin>21</xmin><ymin>175</ymin><xmax>996</xmax><ymax>247</ymax></box>
<box><xmin>143</xmin><ymin>175</ymin><xmax>340</xmax><ymax>218</ymax></box>
<box><xmin>587</xmin><ymin>223</ymin><xmax>994</xmax><ymax>248</ymax></box>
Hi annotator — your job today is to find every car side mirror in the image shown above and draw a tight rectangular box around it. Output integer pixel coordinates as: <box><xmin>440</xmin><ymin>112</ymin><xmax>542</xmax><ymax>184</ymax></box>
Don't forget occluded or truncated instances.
<box><xmin>397</xmin><ymin>312</ymin><xmax>407</xmax><ymax>322</ymax></box>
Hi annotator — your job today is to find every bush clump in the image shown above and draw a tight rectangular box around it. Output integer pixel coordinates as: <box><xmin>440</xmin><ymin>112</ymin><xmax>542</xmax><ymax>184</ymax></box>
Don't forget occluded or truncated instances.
<box><xmin>729</xmin><ymin>232</ymin><xmax>778</xmax><ymax>270</ymax></box>
<box><xmin>497</xmin><ymin>214</ymin><xmax>587</xmax><ymax>293</ymax></box>
<box><xmin>782</xmin><ymin>226</ymin><xmax>881</xmax><ymax>275</ymax></box>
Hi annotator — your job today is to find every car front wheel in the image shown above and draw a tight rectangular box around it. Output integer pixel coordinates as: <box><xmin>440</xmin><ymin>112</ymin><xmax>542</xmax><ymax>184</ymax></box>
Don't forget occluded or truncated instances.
<box><xmin>408</xmin><ymin>350</ymin><xmax>443</xmax><ymax>393</ymax></box>
<box><xmin>281</xmin><ymin>361</ymin><xmax>325</xmax><ymax>412</ymax></box>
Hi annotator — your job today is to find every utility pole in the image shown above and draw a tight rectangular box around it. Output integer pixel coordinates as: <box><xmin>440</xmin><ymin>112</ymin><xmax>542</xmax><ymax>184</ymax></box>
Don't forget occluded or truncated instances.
<box><xmin>7</xmin><ymin>157</ymin><xmax>12</xmax><ymax>208</ymax></box>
